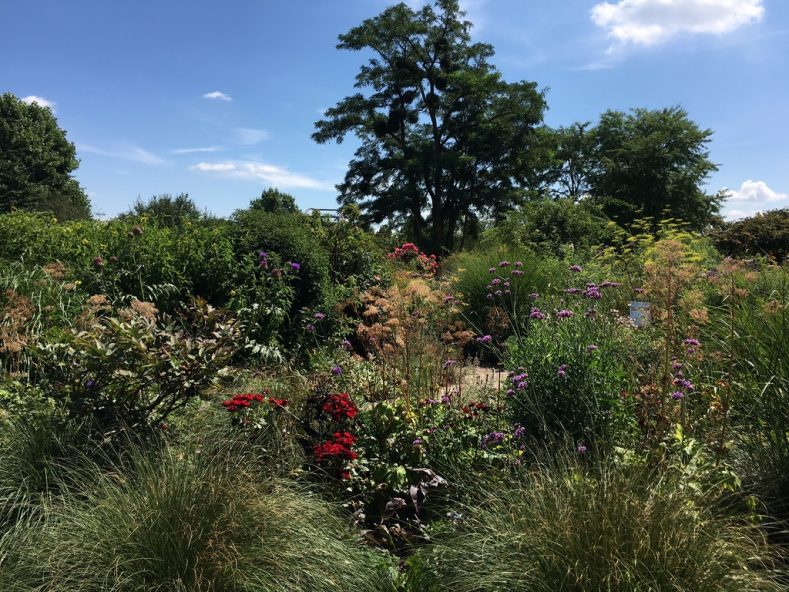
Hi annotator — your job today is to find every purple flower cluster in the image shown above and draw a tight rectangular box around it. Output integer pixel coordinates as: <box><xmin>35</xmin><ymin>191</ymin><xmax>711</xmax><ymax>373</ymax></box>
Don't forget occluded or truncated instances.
<box><xmin>529</xmin><ymin>308</ymin><xmax>545</xmax><ymax>320</ymax></box>
<box><xmin>476</xmin><ymin>334</ymin><xmax>493</xmax><ymax>344</ymax></box>
<box><xmin>586</xmin><ymin>344</ymin><xmax>599</xmax><ymax>352</ymax></box>
<box><xmin>258</xmin><ymin>251</ymin><xmax>269</xmax><ymax>269</ymax></box>
<box><xmin>557</xmin><ymin>363</ymin><xmax>568</xmax><ymax>378</ymax></box>
<box><xmin>570</xmin><ymin>264</ymin><xmax>583</xmax><ymax>273</ymax></box>
<box><xmin>481</xmin><ymin>431</ymin><xmax>506</xmax><ymax>448</ymax></box>
<box><xmin>557</xmin><ymin>309</ymin><xmax>574</xmax><ymax>319</ymax></box>
<box><xmin>506</xmin><ymin>369</ymin><xmax>529</xmax><ymax>397</ymax></box>
<box><xmin>583</xmin><ymin>284</ymin><xmax>602</xmax><ymax>300</ymax></box>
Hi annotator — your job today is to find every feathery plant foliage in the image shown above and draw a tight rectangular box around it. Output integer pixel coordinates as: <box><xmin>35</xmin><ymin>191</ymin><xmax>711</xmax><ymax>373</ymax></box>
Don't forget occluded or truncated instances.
<box><xmin>414</xmin><ymin>450</ymin><xmax>781</xmax><ymax>592</ymax></box>
<box><xmin>1</xmin><ymin>442</ymin><xmax>396</xmax><ymax>592</ymax></box>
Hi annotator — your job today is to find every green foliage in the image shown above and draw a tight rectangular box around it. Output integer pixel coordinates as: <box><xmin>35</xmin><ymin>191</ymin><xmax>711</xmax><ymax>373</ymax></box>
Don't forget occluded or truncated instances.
<box><xmin>713</xmin><ymin>209</ymin><xmax>789</xmax><ymax>263</ymax></box>
<box><xmin>0</xmin><ymin>444</ymin><xmax>397</xmax><ymax>592</ymax></box>
<box><xmin>0</xmin><ymin>93</ymin><xmax>90</xmax><ymax>221</ymax></box>
<box><xmin>232</xmin><ymin>208</ymin><xmax>331</xmax><ymax>313</ymax></box>
<box><xmin>415</xmin><ymin>453</ymin><xmax>780</xmax><ymax>592</ymax></box>
<box><xmin>483</xmin><ymin>198</ymin><xmax>617</xmax><ymax>256</ymax></box>
<box><xmin>445</xmin><ymin>249</ymin><xmax>569</xmax><ymax>342</ymax></box>
<box><xmin>119</xmin><ymin>193</ymin><xmax>207</xmax><ymax>228</ymax></box>
<box><xmin>588</xmin><ymin>107</ymin><xmax>722</xmax><ymax>231</ymax></box>
<box><xmin>30</xmin><ymin>300</ymin><xmax>239</xmax><ymax>437</ymax></box>
<box><xmin>249</xmin><ymin>187</ymin><xmax>300</xmax><ymax>214</ymax></box>
<box><xmin>505</xmin><ymin>306</ymin><xmax>646</xmax><ymax>444</ymax></box>
<box><xmin>313</xmin><ymin>0</ymin><xmax>549</xmax><ymax>252</ymax></box>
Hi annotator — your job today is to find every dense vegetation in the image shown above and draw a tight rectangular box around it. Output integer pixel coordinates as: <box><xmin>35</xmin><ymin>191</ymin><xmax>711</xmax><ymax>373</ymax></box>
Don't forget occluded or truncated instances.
<box><xmin>1</xmin><ymin>1</ymin><xmax>787</xmax><ymax>589</ymax></box>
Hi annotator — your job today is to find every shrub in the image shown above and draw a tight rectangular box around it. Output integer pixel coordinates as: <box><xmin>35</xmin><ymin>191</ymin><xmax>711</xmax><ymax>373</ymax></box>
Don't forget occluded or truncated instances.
<box><xmin>1</xmin><ymin>444</ymin><xmax>396</xmax><ymax>592</ymax></box>
<box><xmin>713</xmin><ymin>209</ymin><xmax>789</xmax><ymax>263</ymax></box>
<box><xmin>232</xmin><ymin>209</ymin><xmax>331</xmax><ymax>314</ymax></box>
<box><xmin>482</xmin><ymin>198</ymin><xmax>617</xmax><ymax>256</ymax></box>
<box><xmin>415</xmin><ymin>453</ymin><xmax>780</xmax><ymax>592</ymax></box>
<box><xmin>30</xmin><ymin>299</ymin><xmax>239</xmax><ymax>437</ymax></box>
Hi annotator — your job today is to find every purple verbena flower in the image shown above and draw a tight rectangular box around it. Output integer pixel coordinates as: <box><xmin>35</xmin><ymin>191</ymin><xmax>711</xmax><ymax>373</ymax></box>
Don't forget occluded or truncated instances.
<box><xmin>570</xmin><ymin>264</ymin><xmax>583</xmax><ymax>273</ymax></box>
<box><xmin>331</xmin><ymin>365</ymin><xmax>342</xmax><ymax>376</ymax></box>
<box><xmin>513</xmin><ymin>424</ymin><xmax>526</xmax><ymax>439</ymax></box>
<box><xmin>529</xmin><ymin>308</ymin><xmax>545</xmax><ymax>320</ymax></box>
<box><xmin>306</xmin><ymin>323</ymin><xmax>316</xmax><ymax>333</ymax></box>
<box><xmin>499</xmin><ymin>260</ymin><xmax>511</xmax><ymax>267</ymax></box>
<box><xmin>577</xmin><ymin>443</ymin><xmax>588</xmax><ymax>454</ymax></box>
<box><xmin>476</xmin><ymin>334</ymin><xmax>493</xmax><ymax>344</ymax></box>
<box><xmin>514</xmin><ymin>261</ymin><xmax>523</xmax><ymax>267</ymax></box>
<box><xmin>671</xmin><ymin>391</ymin><xmax>685</xmax><ymax>400</ymax></box>
<box><xmin>683</xmin><ymin>338</ymin><xmax>701</xmax><ymax>347</ymax></box>
<box><xmin>557</xmin><ymin>364</ymin><xmax>568</xmax><ymax>378</ymax></box>
<box><xmin>586</xmin><ymin>344</ymin><xmax>599</xmax><ymax>352</ymax></box>
<box><xmin>529</xmin><ymin>292</ymin><xmax>539</xmax><ymax>300</ymax></box>
<box><xmin>557</xmin><ymin>309</ymin><xmax>574</xmax><ymax>318</ymax></box>
<box><xmin>289</xmin><ymin>262</ymin><xmax>301</xmax><ymax>272</ymax></box>
<box><xmin>481</xmin><ymin>431</ymin><xmax>506</xmax><ymax>448</ymax></box>
<box><xmin>314</xmin><ymin>312</ymin><xmax>326</xmax><ymax>320</ymax></box>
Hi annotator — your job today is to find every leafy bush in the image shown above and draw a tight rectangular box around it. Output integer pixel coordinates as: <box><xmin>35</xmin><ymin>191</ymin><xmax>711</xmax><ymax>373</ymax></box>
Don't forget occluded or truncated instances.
<box><xmin>1</xmin><ymin>444</ymin><xmax>396</xmax><ymax>592</ymax></box>
<box><xmin>482</xmin><ymin>198</ymin><xmax>617</xmax><ymax>256</ymax></box>
<box><xmin>713</xmin><ymin>209</ymin><xmax>789</xmax><ymax>263</ymax></box>
<box><xmin>30</xmin><ymin>299</ymin><xmax>239</xmax><ymax>437</ymax></box>
<box><xmin>415</xmin><ymin>453</ymin><xmax>780</xmax><ymax>592</ymax></box>
<box><xmin>232</xmin><ymin>209</ymin><xmax>331</xmax><ymax>314</ymax></box>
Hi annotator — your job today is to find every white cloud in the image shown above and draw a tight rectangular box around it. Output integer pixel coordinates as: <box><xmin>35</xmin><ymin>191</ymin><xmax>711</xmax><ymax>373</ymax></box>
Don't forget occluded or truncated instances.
<box><xmin>78</xmin><ymin>143</ymin><xmax>167</xmax><ymax>166</ymax></box>
<box><xmin>21</xmin><ymin>95</ymin><xmax>56</xmax><ymax>112</ymax></box>
<box><xmin>191</xmin><ymin>160</ymin><xmax>333</xmax><ymax>190</ymax></box>
<box><xmin>233</xmin><ymin>128</ymin><xmax>270</xmax><ymax>145</ymax></box>
<box><xmin>724</xmin><ymin>208</ymin><xmax>751</xmax><ymax>221</ymax></box>
<box><xmin>171</xmin><ymin>146</ymin><xmax>225</xmax><ymax>155</ymax></box>
<box><xmin>725</xmin><ymin>179</ymin><xmax>788</xmax><ymax>203</ymax></box>
<box><xmin>203</xmin><ymin>91</ymin><xmax>232</xmax><ymax>102</ymax></box>
<box><xmin>591</xmin><ymin>0</ymin><xmax>764</xmax><ymax>47</ymax></box>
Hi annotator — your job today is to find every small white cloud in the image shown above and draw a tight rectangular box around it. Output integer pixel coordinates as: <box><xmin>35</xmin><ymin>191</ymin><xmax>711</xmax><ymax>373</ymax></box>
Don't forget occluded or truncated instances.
<box><xmin>591</xmin><ymin>0</ymin><xmax>764</xmax><ymax>47</ymax></box>
<box><xmin>171</xmin><ymin>146</ymin><xmax>225</xmax><ymax>155</ymax></box>
<box><xmin>21</xmin><ymin>95</ymin><xmax>56</xmax><ymax>112</ymax></box>
<box><xmin>78</xmin><ymin>143</ymin><xmax>167</xmax><ymax>166</ymax></box>
<box><xmin>725</xmin><ymin>179</ymin><xmax>788</xmax><ymax>203</ymax></box>
<box><xmin>234</xmin><ymin>128</ymin><xmax>270</xmax><ymax>145</ymax></box>
<box><xmin>203</xmin><ymin>91</ymin><xmax>232</xmax><ymax>102</ymax></box>
<box><xmin>191</xmin><ymin>160</ymin><xmax>332</xmax><ymax>190</ymax></box>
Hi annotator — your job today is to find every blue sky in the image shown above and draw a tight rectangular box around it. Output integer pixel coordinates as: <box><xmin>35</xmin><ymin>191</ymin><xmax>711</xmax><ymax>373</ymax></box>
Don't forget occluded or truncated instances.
<box><xmin>2</xmin><ymin>0</ymin><xmax>787</xmax><ymax>220</ymax></box>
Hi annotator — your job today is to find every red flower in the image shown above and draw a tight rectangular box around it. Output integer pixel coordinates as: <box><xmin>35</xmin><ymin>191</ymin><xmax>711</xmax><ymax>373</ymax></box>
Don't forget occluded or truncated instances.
<box><xmin>267</xmin><ymin>397</ymin><xmax>288</xmax><ymax>408</ymax></box>
<box><xmin>322</xmin><ymin>393</ymin><xmax>358</xmax><ymax>421</ymax></box>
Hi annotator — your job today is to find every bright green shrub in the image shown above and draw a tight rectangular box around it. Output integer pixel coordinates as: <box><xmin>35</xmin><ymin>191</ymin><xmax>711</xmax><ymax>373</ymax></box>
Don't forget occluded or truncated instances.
<box><xmin>481</xmin><ymin>198</ymin><xmax>617</xmax><ymax>256</ymax></box>
<box><xmin>232</xmin><ymin>209</ymin><xmax>331</xmax><ymax>313</ymax></box>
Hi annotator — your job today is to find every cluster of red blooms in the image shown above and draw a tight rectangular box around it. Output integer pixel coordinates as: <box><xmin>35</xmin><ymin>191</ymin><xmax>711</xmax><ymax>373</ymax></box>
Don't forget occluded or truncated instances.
<box><xmin>462</xmin><ymin>401</ymin><xmax>491</xmax><ymax>418</ymax></box>
<box><xmin>387</xmin><ymin>243</ymin><xmax>438</xmax><ymax>275</ymax></box>
<box><xmin>313</xmin><ymin>431</ymin><xmax>358</xmax><ymax>462</ymax></box>
<box><xmin>322</xmin><ymin>392</ymin><xmax>359</xmax><ymax>421</ymax></box>
<box><xmin>222</xmin><ymin>392</ymin><xmax>288</xmax><ymax>412</ymax></box>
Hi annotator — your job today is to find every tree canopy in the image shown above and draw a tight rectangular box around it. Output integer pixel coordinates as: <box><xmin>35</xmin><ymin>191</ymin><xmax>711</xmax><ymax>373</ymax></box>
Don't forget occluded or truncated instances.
<box><xmin>586</xmin><ymin>107</ymin><xmax>721</xmax><ymax>230</ymax></box>
<box><xmin>0</xmin><ymin>93</ymin><xmax>91</xmax><ymax>220</ymax></box>
<box><xmin>121</xmin><ymin>193</ymin><xmax>206</xmax><ymax>227</ymax></box>
<box><xmin>313</xmin><ymin>0</ymin><xmax>548</xmax><ymax>253</ymax></box>
<box><xmin>248</xmin><ymin>188</ymin><xmax>300</xmax><ymax>215</ymax></box>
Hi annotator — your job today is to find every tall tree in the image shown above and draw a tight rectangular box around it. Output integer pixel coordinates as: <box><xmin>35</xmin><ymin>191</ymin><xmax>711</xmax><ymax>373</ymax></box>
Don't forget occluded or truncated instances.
<box><xmin>587</xmin><ymin>107</ymin><xmax>721</xmax><ymax>230</ymax></box>
<box><xmin>0</xmin><ymin>93</ymin><xmax>90</xmax><ymax>220</ymax></box>
<box><xmin>312</xmin><ymin>0</ymin><xmax>548</xmax><ymax>252</ymax></box>
<box><xmin>249</xmin><ymin>188</ymin><xmax>299</xmax><ymax>215</ymax></box>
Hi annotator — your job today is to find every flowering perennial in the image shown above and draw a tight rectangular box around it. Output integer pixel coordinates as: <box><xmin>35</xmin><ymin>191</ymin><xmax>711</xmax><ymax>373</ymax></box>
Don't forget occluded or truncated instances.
<box><xmin>322</xmin><ymin>392</ymin><xmax>359</xmax><ymax>421</ymax></box>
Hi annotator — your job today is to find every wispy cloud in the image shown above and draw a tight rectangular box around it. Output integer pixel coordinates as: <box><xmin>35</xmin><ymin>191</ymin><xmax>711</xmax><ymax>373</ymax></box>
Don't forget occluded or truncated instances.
<box><xmin>171</xmin><ymin>146</ymin><xmax>225</xmax><ymax>155</ymax></box>
<box><xmin>233</xmin><ymin>128</ymin><xmax>270</xmax><ymax>145</ymax></box>
<box><xmin>591</xmin><ymin>0</ymin><xmax>764</xmax><ymax>50</ymax></box>
<box><xmin>203</xmin><ymin>90</ymin><xmax>232</xmax><ymax>102</ymax></box>
<box><xmin>191</xmin><ymin>160</ymin><xmax>333</xmax><ymax>190</ymax></box>
<box><xmin>21</xmin><ymin>95</ymin><xmax>56</xmax><ymax>112</ymax></box>
<box><xmin>78</xmin><ymin>143</ymin><xmax>167</xmax><ymax>166</ymax></box>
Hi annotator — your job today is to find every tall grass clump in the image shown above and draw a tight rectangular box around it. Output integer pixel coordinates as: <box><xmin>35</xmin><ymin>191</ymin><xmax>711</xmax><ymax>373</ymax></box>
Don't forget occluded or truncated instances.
<box><xmin>2</xmin><ymin>443</ymin><xmax>395</xmax><ymax>592</ymax></box>
<box><xmin>444</xmin><ymin>249</ymin><xmax>568</xmax><ymax>341</ymax></box>
<box><xmin>415</xmin><ymin>452</ymin><xmax>781</xmax><ymax>592</ymax></box>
